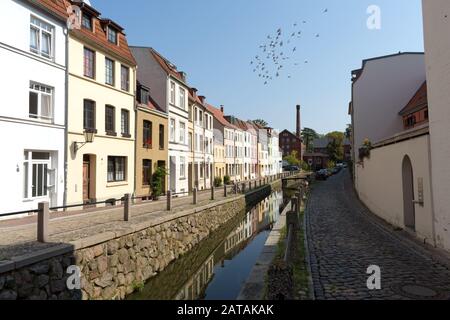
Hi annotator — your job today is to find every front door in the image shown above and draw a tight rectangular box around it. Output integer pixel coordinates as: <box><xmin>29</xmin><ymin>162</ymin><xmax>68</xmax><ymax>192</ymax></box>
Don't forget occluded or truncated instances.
<box><xmin>83</xmin><ymin>161</ymin><xmax>90</xmax><ymax>202</ymax></box>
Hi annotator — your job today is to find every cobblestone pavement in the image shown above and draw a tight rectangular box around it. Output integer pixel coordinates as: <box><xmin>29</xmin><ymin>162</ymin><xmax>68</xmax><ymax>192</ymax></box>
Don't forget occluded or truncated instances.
<box><xmin>306</xmin><ymin>170</ymin><xmax>450</xmax><ymax>300</ymax></box>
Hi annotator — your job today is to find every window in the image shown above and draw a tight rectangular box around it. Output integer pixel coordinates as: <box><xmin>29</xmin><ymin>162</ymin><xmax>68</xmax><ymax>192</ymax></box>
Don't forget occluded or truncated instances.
<box><xmin>30</xmin><ymin>16</ymin><xmax>53</xmax><ymax>59</ymax></box>
<box><xmin>424</xmin><ymin>109</ymin><xmax>429</xmax><ymax>120</ymax></box>
<box><xmin>199</xmin><ymin>110</ymin><xmax>203</xmax><ymax>126</ymax></box>
<box><xmin>81</xmin><ymin>13</ymin><xmax>93</xmax><ymax>31</ymax></box>
<box><xmin>143</xmin><ymin>120</ymin><xmax>152</xmax><ymax>148</ymax></box>
<box><xmin>142</xmin><ymin>160</ymin><xmax>152</xmax><ymax>186</ymax></box>
<box><xmin>180</xmin><ymin>157</ymin><xmax>186</xmax><ymax>179</ymax></box>
<box><xmin>170</xmin><ymin>118</ymin><xmax>175</xmax><ymax>142</ymax></box>
<box><xmin>107</xmin><ymin>27</ymin><xmax>118</xmax><ymax>44</ymax></box>
<box><xmin>139</xmin><ymin>87</ymin><xmax>149</xmax><ymax>104</ymax></box>
<box><xmin>159</xmin><ymin>125</ymin><xmax>164</xmax><ymax>149</ymax></box>
<box><xmin>179</xmin><ymin>88</ymin><xmax>186</xmax><ymax>109</ymax></box>
<box><xmin>105</xmin><ymin>58</ymin><xmax>115</xmax><ymax>86</ymax></box>
<box><xmin>23</xmin><ymin>151</ymin><xmax>51</xmax><ymax>199</ymax></box>
<box><xmin>105</xmin><ymin>105</ymin><xmax>115</xmax><ymax>134</ymax></box>
<box><xmin>170</xmin><ymin>82</ymin><xmax>176</xmax><ymax>105</ymax></box>
<box><xmin>188</xmin><ymin>133</ymin><xmax>193</xmax><ymax>151</ymax></box>
<box><xmin>121</xmin><ymin>109</ymin><xmax>130</xmax><ymax>136</ymax></box>
<box><xmin>179</xmin><ymin>122</ymin><xmax>186</xmax><ymax>144</ymax></box>
<box><xmin>83</xmin><ymin>100</ymin><xmax>96</xmax><ymax>130</ymax></box>
<box><xmin>29</xmin><ymin>82</ymin><xmax>53</xmax><ymax>121</ymax></box>
<box><xmin>121</xmin><ymin>65</ymin><xmax>130</xmax><ymax>91</ymax></box>
<box><xmin>84</xmin><ymin>47</ymin><xmax>95</xmax><ymax>78</ymax></box>
<box><xmin>107</xmin><ymin>157</ymin><xmax>126</xmax><ymax>182</ymax></box>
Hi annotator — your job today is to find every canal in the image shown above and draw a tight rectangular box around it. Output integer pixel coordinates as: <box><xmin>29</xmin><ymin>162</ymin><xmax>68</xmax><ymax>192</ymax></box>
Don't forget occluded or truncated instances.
<box><xmin>128</xmin><ymin>188</ymin><xmax>291</xmax><ymax>300</ymax></box>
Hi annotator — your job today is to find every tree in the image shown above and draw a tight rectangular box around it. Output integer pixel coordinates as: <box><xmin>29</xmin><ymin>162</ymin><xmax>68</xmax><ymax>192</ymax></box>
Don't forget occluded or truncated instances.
<box><xmin>283</xmin><ymin>150</ymin><xmax>302</xmax><ymax>166</ymax></box>
<box><xmin>345</xmin><ymin>124</ymin><xmax>352</xmax><ymax>140</ymax></box>
<box><xmin>301</xmin><ymin>128</ymin><xmax>319</xmax><ymax>153</ymax></box>
<box><xmin>325</xmin><ymin>131</ymin><xmax>345</xmax><ymax>162</ymax></box>
<box><xmin>253</xmin><ymin>119</ymin><xmax>268</xmax><ymax>127</ymax></box>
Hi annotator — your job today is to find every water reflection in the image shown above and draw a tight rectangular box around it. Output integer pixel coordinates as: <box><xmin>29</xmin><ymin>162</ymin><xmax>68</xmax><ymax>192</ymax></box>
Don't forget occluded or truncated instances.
<box><xmin>128</xmin><ymin>190</ymin><xmax>283</xmax><ymax>300</ymax></box>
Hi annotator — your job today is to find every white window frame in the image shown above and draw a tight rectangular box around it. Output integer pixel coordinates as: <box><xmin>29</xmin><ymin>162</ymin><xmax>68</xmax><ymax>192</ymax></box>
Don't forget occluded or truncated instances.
<box><xmin>29</xmin><ymin>82</ymin><xmax>53</xmax><ymax>122</ymax></box>
<box><xmin>30</xmin><ymin>16</ymin><xmax>54</xmax><ymax>59</ymax></box>
<box><xmin>179</xmin><ymin>122</ymin><xmax>186</xmax><ymax>144</ymax></box>
<box><xmin>170</xmin><ymin>82</ymin><xmax>176</xmax><ymax>105</ymax></box>
<box><xmin>23</xmin><ymin>151</ymin><xmax>53</xmax><ymax>200</ymax></box>
<box><xmin>180</xmin><ymin>156</ymin><xmax>186</xmax><ymax>179</ymax></box>
<box><xmin>170</xmin><ymin>118</ymin><xmax>176</xmax><ymax>142</ymax></box>
<box><xmin>179</xmin><ymin>87</ymin><xmax>186</xmax><ymax>110</ymax></box>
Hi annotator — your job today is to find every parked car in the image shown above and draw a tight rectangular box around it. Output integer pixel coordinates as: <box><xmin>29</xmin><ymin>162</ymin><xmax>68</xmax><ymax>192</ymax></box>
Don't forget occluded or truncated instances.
<box><xmin>316</xmin><ymin>169</ymin><xmax>329</xmax><ymax>180</ymax></box>
<box><xmin>284</xmin><ymin>165</ymin><xmax>300</xmax><ymax>172</ymax></box>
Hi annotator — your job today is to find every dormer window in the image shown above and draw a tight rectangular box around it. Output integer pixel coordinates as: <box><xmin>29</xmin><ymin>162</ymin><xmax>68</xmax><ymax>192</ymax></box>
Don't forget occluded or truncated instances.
<box><xmin>82</xmin><ymin>13</ymin><xmax>93</xmax><ymax>31</ymax></box>
<box><xmin>107</xmin><ymin>26</ymin><xmax>118</xmax><ymax>45</ymax></box>
<box><xmin>139</xmin><ymin>87</ymin><xmax>149</xmax><ymax>105</ymax></box>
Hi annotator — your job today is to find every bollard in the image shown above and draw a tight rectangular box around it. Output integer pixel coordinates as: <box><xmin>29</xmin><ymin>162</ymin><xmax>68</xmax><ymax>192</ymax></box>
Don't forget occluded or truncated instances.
<box><xmin>37</xmin><ymin>202</ymin><xmax>49</xmax><ymax>243</ymax></box>
<box><xmin>193</xmin><ymin>188</ymin><xmax>198</xmax><ymax>204</ymax></box>
<box><xmin>124</xmin><ymin>193</ymin><xmax>131</xmax><ymax>221</ymax></box>
<box><xmin>242</xmin><ymin>183</ymin><xmax>246</xmax><ymax>194</ymax></box>
<box><xmin>295</xmin><ymin>192</ymin><xmax>302</xmax><ymax>213</ymax></box>
<box><xmin>234</xmin><ymin>184</ymin><xmax>238</xmax><ymax>194</ymax></box>
<box><xmin>224</xmin><ymin>184</ymin><xmax>228</xmax><ymax>197</ymax></box>
<box><xmin>167</xmin><ymin>190</ymin><xmax>172</xmax><ymax>211</ymax></box>
<box><xmin>211</xmin><ymin>186</ymin><xmax>215</xmax><ymax>200</ymax></box>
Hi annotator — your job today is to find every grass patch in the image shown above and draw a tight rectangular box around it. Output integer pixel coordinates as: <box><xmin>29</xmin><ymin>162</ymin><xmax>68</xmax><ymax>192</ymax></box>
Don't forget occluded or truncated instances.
<box><xmin>272</xmin><ymin>204</ymin><xmax>311</xmax><ymax>299</ymax></box>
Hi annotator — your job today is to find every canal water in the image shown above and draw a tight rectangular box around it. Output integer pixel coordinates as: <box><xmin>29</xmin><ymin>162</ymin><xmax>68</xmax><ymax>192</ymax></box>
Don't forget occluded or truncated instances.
<box><xmin>128</xmin><ymin>189</ymin><xmax>289</xmax><ymax>300</ymax></box>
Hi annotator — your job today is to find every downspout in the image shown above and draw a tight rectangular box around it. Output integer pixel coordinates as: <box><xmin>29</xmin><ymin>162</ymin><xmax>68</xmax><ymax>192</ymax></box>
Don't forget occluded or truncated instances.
<box><xmin>133</xmin><ymin>66</ymin><xmax>138</xmax><ymax>199</ymax></box>
<box><xmin>63</xmin><ymin>28</ymin><xmax>69</xmax><ymax>208</ymax></box>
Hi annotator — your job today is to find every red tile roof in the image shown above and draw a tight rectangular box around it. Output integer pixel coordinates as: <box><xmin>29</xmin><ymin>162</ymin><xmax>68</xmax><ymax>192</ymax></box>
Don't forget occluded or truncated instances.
<box><xmin>34</xmin><ymin>0</ymin><xmax>136</xmax><ymax>66</ymax></box>
<box><xmin>399</xmin><ymin>82</ymin><xmax>428</xmax><ymax>116</ymax></box>
<box><xmin>206</xmin><ymin>104</ymin><xmax>239</xmax><ymax>130</ymax></box>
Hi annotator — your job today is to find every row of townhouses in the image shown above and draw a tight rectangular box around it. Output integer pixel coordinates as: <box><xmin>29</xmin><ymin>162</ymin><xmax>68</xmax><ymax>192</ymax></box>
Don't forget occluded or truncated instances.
<box><xmin>348</xmin><ymin>0</ymin><xmax>450</xmax><ymax>254</ymax></box>
<box><xmin>0</xmin><ymin>0</ymin><xmax>283</xmax><ymax>215</ymax></box>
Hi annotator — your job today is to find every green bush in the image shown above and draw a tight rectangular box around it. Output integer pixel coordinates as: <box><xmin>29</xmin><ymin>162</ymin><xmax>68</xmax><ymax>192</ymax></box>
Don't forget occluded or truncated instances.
<box><xmin>151</xmin><ymin>166</ymin><xmax>167</xmax><ymax>199</ymax></box>
<box><xmin>223</xmin><ymin>175</ymin><xmax>231</xmax><ymax>185</ymax></box>
<box><xmin>214</xmin><ymin>176</ymin><xmax>223</xmax><ymax>187</ymax></box>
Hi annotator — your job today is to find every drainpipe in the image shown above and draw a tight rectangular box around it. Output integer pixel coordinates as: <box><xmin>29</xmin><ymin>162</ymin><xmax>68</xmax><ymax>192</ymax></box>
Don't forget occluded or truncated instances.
<box><xmin>427</xmin><ymin>134</ymin><xmax>437</xmax><ymax>246</ymax></box>
<box><xmin>133</xmin><ymin>67</ymin><xmax>138</xmax><ymax>199</ymax></box>
<box><xmin>63</xmin><ymin>28</ymin><xmax>69</xmax><ymax>208</ymax></box>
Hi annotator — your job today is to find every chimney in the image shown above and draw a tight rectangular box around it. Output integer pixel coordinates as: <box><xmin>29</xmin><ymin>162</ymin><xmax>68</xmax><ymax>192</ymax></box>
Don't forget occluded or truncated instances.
<box><xmin>199</xmin><ymin>95</ymin><xmax>206</xmax><ymax>104</ymax></box>
<box><xmin>220</xmin><ymin>105</ymin><xmax>224</xmax><ymax>114</ymax></box>
<box><xmin>191</xmin><ymin>88</ymin><xmax>198</xmax><ymax>98</ymax></box>
<box><xmin>296</xmin><ymin>105</ymin><xmax>301</xmax><ymax>138</ymax></box>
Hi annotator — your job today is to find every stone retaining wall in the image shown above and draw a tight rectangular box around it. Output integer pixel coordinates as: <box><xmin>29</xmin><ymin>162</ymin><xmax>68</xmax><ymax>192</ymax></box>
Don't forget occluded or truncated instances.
<box><xmin>0</xmin><ymin>186</ymin><xmax>273</xmax><ymax>300</ymax></box>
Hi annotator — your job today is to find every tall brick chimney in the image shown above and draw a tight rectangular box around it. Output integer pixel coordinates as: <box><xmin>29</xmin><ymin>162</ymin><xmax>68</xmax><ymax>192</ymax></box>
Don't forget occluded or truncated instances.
<box><xmin>296</xmin><ymin>105</ymin><xmax>301</xmax><ymax>138</ymax></box>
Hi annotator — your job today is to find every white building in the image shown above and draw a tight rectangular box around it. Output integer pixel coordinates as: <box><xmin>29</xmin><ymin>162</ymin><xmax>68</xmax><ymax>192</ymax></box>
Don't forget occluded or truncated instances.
<box><xmin>0</xmin><ymin>0</ymin><xmax>67</xmax><ymax>214</ymax></box>
<box><xmin>131</xmin><ymin>47</ymin><xmax>190</xmax><ymax>195</ymax></box>
<box><xmin>422</xmin><ymin>0</ymin><xmax>450</xmax><ymax>252</ymax></box>
<box><xmin>268</xmin><ymin>129</ymin><xmax>283</xmax><ymax>175</ymax></box>
<box><xmin>189</xmin><ymin>90</ymin><xmax>214</xmax><ymax>190</ymax></box>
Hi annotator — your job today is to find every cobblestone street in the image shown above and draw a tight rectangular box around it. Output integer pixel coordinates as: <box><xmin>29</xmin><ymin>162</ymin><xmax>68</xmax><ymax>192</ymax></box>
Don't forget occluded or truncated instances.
<box><xmin>306</xmin><ymin>170</ymin><xmax>450</xmax><ymax>300</ymax></box>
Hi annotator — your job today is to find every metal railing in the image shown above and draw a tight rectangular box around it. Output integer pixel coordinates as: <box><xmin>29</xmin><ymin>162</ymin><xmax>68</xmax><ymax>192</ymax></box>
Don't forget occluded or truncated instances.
<box><xmin>0</xmin><ymin>172</ymin><xmax>302</xmax><ymax>244</ymax></box>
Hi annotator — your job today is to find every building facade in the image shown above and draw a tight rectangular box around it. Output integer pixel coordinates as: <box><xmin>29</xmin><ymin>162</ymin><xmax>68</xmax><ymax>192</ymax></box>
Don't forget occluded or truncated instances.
<box><xmin>130</xmin><ymin>47</ymin><xmax>190</xmax><ymax>195</ymax></box>
<box><xmin>0</xmin><ymin>0</ymin><xmax>68</xmax><ymax>214</ymax></box>
<box><xmin>189</xmin><ymin>90</ymin><xmax>214</xmax><ymax>190</ymax></box>
<box><xmin>422</xmin><ymin>0</ymin><xmax>450</xmax><ymax>252</ymax></box>
<box><xmin>135</xmin><ymin>83</ymin><xmax>168</xmax><ymax>198</ymax></box>
<box><xmin>349</xmin><ymin>53</ymin><xmax>436</xmax><ymax>247</ymax></box>
<box><xmin>66</xmin><ymin>2</ymin><xmax>137</xmax><ymax>205</ymax></box>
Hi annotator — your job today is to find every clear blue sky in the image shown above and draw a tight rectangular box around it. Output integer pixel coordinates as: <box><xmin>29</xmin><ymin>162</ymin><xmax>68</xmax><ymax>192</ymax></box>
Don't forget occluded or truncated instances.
<box><xmin>93</xmin><ymin>0</ymin><xmax>424</xmax><ymax>135</ymax></box>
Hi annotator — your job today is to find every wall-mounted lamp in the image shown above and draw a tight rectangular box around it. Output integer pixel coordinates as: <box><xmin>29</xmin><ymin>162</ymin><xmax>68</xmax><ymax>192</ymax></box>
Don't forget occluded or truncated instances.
<box><xmin>74</xmin><ymin>130</ymin><xmax>96</xmax><ymax>154</ymax></box>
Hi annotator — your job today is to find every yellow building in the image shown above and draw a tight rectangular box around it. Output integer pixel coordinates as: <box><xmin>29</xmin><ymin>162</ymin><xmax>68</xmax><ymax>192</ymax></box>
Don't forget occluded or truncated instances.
<box><xmin>214</xmin><ymin>143</ymin><xmax>226</xmax><ymax>182</ymax></box>
<box><xmin>66</xmin><ymin>3</ymin><xmax>136</xmax><ymax>205</ymax></box>
<box><xmin>135</xmin><ymin>84</ymin><xmax>168</xmax><ymax>198</ymax></box>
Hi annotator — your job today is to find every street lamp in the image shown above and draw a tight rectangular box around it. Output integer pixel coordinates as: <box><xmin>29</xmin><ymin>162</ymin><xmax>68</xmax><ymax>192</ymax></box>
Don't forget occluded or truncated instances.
<box><xmin>74</xmin><ymin>129</ymin><xmax>96</xmax><ymax>154</ymax></box>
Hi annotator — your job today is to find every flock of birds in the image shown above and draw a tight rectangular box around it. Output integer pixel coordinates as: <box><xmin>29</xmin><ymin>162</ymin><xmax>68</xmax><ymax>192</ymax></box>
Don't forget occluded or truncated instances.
<box><xmin>250</xmin><ymin>8</ymin><xmax>328</xmax><ymax>85</ymax></box>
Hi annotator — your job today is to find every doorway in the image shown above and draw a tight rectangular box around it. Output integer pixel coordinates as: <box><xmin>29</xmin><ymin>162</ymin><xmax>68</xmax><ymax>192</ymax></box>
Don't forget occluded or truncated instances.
<box><xmin>402</xmin><ymin>155</ymin><xmax>416</xmax><ymax>231</ymax></box>
<box><xmin>83</xmin><ymin>154</ymin><xmax>95</xmax><ymax>204</ymax></box>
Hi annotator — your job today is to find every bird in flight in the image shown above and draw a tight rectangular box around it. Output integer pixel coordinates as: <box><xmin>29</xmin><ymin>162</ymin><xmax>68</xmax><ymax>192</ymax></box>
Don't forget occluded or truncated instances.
<box><xmin>323</xmin><ymin>8</ymin><xmax>328</xmax><ymax>13</ymax></box>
